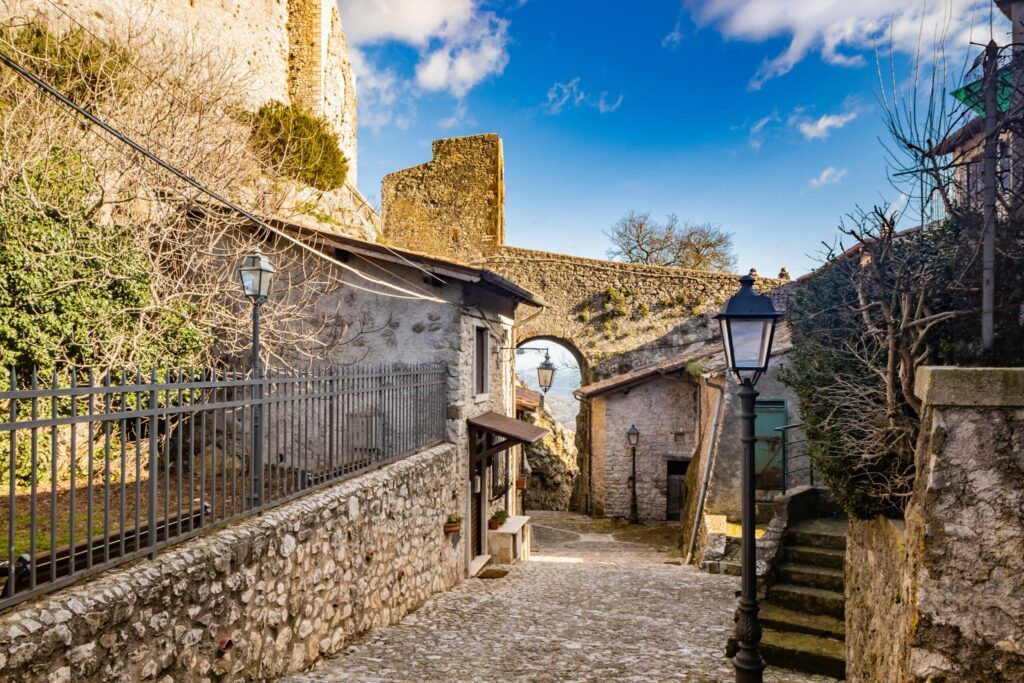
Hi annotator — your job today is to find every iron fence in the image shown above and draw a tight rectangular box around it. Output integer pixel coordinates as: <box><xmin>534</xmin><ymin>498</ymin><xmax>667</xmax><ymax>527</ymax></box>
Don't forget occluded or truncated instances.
<box><xmin>0</xmin><ymin>362</ymin><xmax>447</xmax><ymax>611</ymax></box>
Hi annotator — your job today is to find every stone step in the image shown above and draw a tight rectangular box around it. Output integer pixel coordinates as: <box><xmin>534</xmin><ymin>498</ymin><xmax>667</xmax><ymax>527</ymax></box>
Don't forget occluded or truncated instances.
<box><xmin>760</xmin><ymin>603</ymin><xmax>845</xmax><ymax>640</ymax></box>
<box><xmin>787</xmin><ymin>519</ymin><xmax>848</xmax><ymax>550</ymax></box>
<box><xmin>719</xmin><ymin>560</ymin><xmax>741</xmax><ymax>576</ymax></box>
<box><xmin>728</xmin><ymin>628</ymin><xmax>845</xmax><ymax>680</ymax></box>
<box><xmin>767</xmin><ymin>583</ymin><xmax>845</xmax><ymax>619</ymax></box>
<box><xmin>778</xmin><ymin>563</ymin><xmax>844</xmax><ymax>591</ymax></box>
<box><xmin>784</xmin><ymin>545</ymin><xmax>845</xmax><ymax>570</ymax></box>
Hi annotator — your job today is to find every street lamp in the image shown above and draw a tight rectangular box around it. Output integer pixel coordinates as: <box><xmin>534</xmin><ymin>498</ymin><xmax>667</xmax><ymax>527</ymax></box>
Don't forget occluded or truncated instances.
<box><xmin>239</xmin><ymin>247</ymin><xmax>275</xmax><ymax>508</ymax></box>
<box><xmin>715</xmin><ymin>274</ymin><xmax>784</xmax><ymax>683</ymax></box>
<box><xmin>536</xmin><ymin>351</ymin><xmax>556</xmax><ymax>405</ymax></box>
<box><xmin>626</xmin><ymin>425</ymin><xmax>640</xmax><ymax>525</ymax></box>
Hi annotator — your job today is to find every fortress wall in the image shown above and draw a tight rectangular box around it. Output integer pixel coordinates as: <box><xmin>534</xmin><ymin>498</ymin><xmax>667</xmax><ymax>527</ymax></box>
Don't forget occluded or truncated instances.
<box><xmin>381</xmin><ymin>134</ymin><xmax>504</xmax><ymax>262</ymax></box>
<box><xmin>7</xmin><ymin>0</ymin><xmax>357</xmax><ymax>181</ymax></box>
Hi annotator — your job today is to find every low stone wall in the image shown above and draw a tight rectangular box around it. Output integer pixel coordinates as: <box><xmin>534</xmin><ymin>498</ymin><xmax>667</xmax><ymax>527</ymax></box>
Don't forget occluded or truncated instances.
<box><xmin>0</xmin><ymin>443</ymin><xmax>462</xmax><ymax>681</ymax></box>
<box><xmin>846</xmin><ymin>367</ymin><xmax>1024</xmax><ymax>681</ymax></box>
<box><xmin>846</xmin><ymin>517</ymin><xmax>911</xmax><ymax>681</ymax></box>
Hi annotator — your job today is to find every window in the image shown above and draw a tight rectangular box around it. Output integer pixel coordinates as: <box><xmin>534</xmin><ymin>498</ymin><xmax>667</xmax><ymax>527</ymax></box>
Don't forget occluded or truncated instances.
<box><xmin>474</xmin><ymin>327</ymin><xmax>489</xmax><ymax>395</ymax></box>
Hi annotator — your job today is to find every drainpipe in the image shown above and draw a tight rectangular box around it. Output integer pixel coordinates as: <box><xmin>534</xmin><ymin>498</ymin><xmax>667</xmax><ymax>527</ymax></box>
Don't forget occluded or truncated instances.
<box><xmin>685</xmin><ymin>376</ymin><xmax>727</xmax><ymax>565</ymax></box>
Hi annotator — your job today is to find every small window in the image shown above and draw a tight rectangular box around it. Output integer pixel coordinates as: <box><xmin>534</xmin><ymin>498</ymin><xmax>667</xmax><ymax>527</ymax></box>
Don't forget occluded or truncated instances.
<box><xmin>474</xmin><ymin>327</ymin><xmax>489</xmax><ymax>395</ymax></box>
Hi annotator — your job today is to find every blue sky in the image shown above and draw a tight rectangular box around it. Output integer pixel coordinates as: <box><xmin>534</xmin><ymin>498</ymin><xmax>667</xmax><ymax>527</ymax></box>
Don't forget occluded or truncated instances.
<box><xmin>339</xmin><ymin>1</ymin><xmax>998</xmax><ymax>277</ymax></box>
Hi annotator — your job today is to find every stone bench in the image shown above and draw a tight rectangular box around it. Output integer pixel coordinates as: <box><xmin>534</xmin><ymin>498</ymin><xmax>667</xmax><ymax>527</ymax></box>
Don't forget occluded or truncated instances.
<box><xmin>487</xmin><ymin>515</ymin><xmax>531</xmax><ymax>564</ymax></box>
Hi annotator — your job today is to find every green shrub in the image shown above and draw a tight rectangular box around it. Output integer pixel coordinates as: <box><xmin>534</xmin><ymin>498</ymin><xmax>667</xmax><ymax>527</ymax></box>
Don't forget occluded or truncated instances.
<box><xmin>249</xmin><ymin>102</ymin><xmax>348</xmax><ymax>191</ymax></box>
<box><xmin>781</xmin><ymin>212</ymin><xmax>1024</xmax><ymax>519</ymax></box>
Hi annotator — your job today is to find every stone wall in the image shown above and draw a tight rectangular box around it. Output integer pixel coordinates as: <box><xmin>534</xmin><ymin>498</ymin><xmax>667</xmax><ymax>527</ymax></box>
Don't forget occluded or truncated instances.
<box><xmin>484</xmin><ymin>246</ymin><xmax>787</xmax><ymax>379</ymax></box>
<box><xmin>846</xmin><ymin>517</ymin><xmax>912</xmax><ymax>681</ymax></box>
<box><xmin>846</xmin><ymin>367</ymin><xmax>1024</xmax><ymax>682</ymax></box>
<box><xmin>381</xmin><ymin>135</ymin><xmax>505</xmax><ymax>262</ymax></box>
<box><xmin>8</xmin><ymin>0</ymin><xmax>357</xmax><ymax>181</ymax></box>
<box><xmin>592</xmin><ymin>376</ymin><xmax>699</xmax><ymax>520</ymax></box>
<box><xmin>0</xmin><ymin>443</ymin><xmax>462</xmax><ymax>681</ymax></box>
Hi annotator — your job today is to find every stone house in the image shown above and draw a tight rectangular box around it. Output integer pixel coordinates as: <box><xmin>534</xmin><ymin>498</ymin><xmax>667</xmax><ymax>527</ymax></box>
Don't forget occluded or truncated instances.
<box><xmin>264</xmin><ymin>221</ymin><xmax>547</xmax><ymax>576</ymax></box>
<box><xmin>578</xmin><ymin>325</ymin><xmax>807</xmax><ymax>527</ymax></box>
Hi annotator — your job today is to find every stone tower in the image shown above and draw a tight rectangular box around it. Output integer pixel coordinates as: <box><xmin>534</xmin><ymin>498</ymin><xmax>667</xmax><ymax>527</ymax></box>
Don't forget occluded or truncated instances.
<box><xmin>286</xmin><ymin>0</ymin><xmax>359</xmax><ymax>185</ymax></box>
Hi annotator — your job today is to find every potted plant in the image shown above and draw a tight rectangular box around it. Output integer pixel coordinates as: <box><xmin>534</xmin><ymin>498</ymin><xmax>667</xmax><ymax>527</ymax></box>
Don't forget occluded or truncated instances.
<box><xmin>515</xmin><ymin>476</ymin><xmax>528</xmax><ymax>491</ymax></box>
<box><xmin>489</xmin><ymin>509</ymin><xmax>508</xmax><ymax>530</ymax></box>
<box><xmin>443</xmin><ymin>514</ymin><xmax>462</xmax><ymax>534</ymax></box>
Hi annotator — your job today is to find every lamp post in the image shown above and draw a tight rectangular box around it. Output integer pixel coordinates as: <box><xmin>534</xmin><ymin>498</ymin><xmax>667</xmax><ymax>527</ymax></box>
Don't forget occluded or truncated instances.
<box><xmin>626</xmin><ymin>425</ymin><xmax>640</xmax><ymax>524</ymax></box>
<box><xmin>239</xmin><ymin>247</ymin><xmax>275</xmax><ymax>508</ymax></box>
<box><xmin>715</xmin><ymin>274</ymin><xmax>784</xmax><ymax>683</ymax></box>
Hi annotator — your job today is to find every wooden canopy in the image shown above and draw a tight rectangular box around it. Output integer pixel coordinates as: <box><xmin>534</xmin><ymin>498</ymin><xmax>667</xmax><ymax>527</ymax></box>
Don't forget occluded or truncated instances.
<box><xmin>467</xmin><ymin>411</ymin><xmax>547</xmax><ymax>463</ymax></box>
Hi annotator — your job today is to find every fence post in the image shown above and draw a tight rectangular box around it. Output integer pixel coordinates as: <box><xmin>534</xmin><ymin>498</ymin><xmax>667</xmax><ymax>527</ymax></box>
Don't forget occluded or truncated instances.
<box><xmin>148</xmin><ymin>368</ymin><xmax>158</xmax><ymax>560</ymax></box>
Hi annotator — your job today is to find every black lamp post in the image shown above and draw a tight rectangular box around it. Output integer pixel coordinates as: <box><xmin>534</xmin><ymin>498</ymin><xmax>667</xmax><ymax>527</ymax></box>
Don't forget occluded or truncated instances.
<box><xmin>715</xmin><ymin>274</ymin><xmax>783</xmax><ymax>683</ymax></box>
<box><xmin>626</xmin><ymin>425</ymin><xmax>640</xmax><ymax>524</ymax></box>
<box><xmin>239</xmin><ymin>247</ymin><xmax>275</xmax><ymax>508</ymax></box>
<box><xmin>716</xmin><ymin>274</ymin><xmax>786</xmax><ymax>679</ymax></box>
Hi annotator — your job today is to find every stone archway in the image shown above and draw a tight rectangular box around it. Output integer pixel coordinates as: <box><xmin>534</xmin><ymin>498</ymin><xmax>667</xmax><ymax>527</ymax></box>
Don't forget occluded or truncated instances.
<box><xmin>515</xmin><ymin>335</ymin><xmax>594</xmax><ymax>513</ymax></box>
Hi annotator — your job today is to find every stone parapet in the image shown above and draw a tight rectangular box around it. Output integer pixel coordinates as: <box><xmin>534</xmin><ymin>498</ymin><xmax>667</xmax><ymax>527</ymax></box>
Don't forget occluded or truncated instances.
<box><xmin>0</xmin><ymin>443</ymin><xmax>462</xmax><ymax>681</ymax></box>
<box><xmin>846</xmin><ymin>366</ymin><xmax>1024</xmax><ymax>682</ymax></box>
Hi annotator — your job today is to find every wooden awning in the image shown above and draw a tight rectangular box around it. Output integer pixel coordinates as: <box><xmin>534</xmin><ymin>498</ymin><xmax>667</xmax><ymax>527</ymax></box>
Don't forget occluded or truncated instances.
<box><xmin>467</xmin><ymin>411</ymin><xmax>547</xmax><ymax>462</ymax></box>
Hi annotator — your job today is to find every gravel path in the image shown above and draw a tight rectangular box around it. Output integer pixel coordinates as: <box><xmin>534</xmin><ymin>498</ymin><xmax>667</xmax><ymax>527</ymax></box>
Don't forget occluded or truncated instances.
<box><xmin>285</xmin><ymin>512</ymin><xmax>833</xmax><ymax>683</ymax></box>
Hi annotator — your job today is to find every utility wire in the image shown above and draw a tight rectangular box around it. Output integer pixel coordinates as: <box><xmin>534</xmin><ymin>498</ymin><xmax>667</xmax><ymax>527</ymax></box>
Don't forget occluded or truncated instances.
<box><xmin>37</xmin><ymin>0</ymin><xmax>453</xmax><ymax>291</ymax></box>
<box><xmin>0</xmin><ymin>48</ymin><xmax>447</xmax><ymax>303</ymax></box>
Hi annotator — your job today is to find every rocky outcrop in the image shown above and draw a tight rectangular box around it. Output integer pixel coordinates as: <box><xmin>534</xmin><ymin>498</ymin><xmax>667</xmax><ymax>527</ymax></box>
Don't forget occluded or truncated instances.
<box><xmin>522</xmin><ymin>407</ymin><xmax>579</xmax><ymax>511</ymax></box>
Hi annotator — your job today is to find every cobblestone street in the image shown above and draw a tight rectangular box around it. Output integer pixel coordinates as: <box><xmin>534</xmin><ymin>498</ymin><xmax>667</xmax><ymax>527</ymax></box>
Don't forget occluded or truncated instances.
<box><xmin>286</xmin><ymin>512</ymin><xmax>832</xmax><ymax>683</ymax></box>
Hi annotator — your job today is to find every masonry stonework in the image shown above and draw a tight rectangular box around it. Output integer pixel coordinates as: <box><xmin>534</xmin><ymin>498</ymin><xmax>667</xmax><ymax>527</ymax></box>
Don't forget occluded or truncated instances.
<box><xmin>593</xmin><ymin>377</ymin><xmax>698</xmax><ymax>521</ymax></box>
<box><xmin>846</xmin><ymin>367</ymin><xmax>1024</xmax><ymax>682</ymax></box>
<box><xmin>381</xmin><ymin>135</ymin><xmax>505</xmax><ymax>262</ymax></box>
<box><xmin>8</xmin><ymin>0</ymin><xmax>357</xmax><ymax>183</ymax></box>
<box><xmin>0</xmin><ymin>444</ymin><xmax>461</xmax><ymax>682</ymax></box>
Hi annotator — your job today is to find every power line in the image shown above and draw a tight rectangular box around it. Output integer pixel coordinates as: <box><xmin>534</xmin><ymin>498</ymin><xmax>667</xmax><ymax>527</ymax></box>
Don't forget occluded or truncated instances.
<box><xmin>0</xmin><ymin>47</ymin><xmax>447</xmax><ymax>304</ymax></box>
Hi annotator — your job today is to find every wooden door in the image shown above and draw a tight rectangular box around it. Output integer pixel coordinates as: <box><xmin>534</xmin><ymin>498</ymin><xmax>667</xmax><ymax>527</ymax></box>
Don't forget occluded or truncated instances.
<box><xmin>666</xmin><ymin>460</ymin><xmax>688</xmax><ymax>521</ymax></box>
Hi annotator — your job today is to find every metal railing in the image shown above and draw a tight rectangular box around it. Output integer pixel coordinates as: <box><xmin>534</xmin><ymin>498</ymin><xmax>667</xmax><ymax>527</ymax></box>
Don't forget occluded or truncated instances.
<box><xmin>776</xmin><ymin>423</ymin><xmax>814</xmax><ymax>495</ymax></box>
<box><xmin>0</xmin><ymin>362</ymin><xmax>447</xmax><ymax>610</ymax></box>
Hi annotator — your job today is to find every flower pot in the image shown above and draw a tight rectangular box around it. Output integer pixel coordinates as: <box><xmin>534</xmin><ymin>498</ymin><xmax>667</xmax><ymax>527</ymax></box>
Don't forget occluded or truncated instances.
<box><xmin>443</xmin><ymin>522</ymin><xmax>461</xmax><ymax>534</ymax></box>
<box><xmin>515</xmin><ymin>477</ymin><xmax>527</xmax><ymax>491</ymax></box>
<box><xmin>488</xmin><ymin>520</ymin><xmax>501</xmax><ymax>530</ymax></box>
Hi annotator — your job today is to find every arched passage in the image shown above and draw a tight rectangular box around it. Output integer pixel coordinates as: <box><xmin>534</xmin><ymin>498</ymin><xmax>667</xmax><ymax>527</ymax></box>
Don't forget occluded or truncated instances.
<box><xmin>515</xmin><ymin>336</ymin><xmax>594</xmax><ymax>513</ymax></box>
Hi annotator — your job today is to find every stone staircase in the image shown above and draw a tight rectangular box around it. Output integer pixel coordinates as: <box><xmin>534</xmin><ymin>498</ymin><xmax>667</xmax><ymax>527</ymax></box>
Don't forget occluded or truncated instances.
<box><xmin>762</xmin><ymin>517</ymin><xmax>847</xmax><ymax>678</ymax></box>
<box><xmin>727</xmin><ymin>516</ymin><xmax>847</xmax><ymax>679</ymax></box>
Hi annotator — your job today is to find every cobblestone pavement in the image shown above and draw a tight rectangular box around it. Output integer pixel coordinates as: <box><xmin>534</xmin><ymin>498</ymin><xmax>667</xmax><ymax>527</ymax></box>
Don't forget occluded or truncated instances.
<box><xmin>286</xmin><ymin>512</ymin><xmax>834</xmax><ymax>683</ymax></box>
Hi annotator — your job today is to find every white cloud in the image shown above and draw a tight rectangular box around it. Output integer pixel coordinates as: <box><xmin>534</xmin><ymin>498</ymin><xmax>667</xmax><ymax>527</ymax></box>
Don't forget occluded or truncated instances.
<box><xmin>794</xmin><ymin>111</ymin><xmax>858</xmax><ymax>140</ymax></box>
<box><xmin>438</xmin><ymin>101</ymin><xmax>472</xmax><ymax>129</ymax></box>
<box><xmin>689</xmin><ymin>0</ymin><xmax>993</xmax><ymax>89</ymax></box>
<box><xmin>596</xmin><ymin>92</ymin><xmax>623</xmax><ymax>113</ymax></box>
<box><xmin>542</xmin><ymin>78</ymin><xmax>623</xmax><ymax>115</ymax></box>
<box><xmin>749</xmin><ymin>110</ymin><xmax>780</xmax><ymax>149</ymax></box>
<box><xmin>809</xmin><ymin>166</ymin><xmax>848</xmax><ymax>187</ymax></box>
<box><xmin>339</xmin><ymin>0</ymin><xmax>511</xmax><ymax>124</ymax></box>
<box><xmin>350</xmin><ymin>48</ymin><xmax>414</xmax><ymax>131</ymax></box>
<box><xmin>414</xmin><ymin>15</ymin><xmax>510</xmax><ymax>97</ymax></box>
<box><xmin>662</xmin><ymin>20</ymin><xmax>684</xmax><ymax>48</ymax></box>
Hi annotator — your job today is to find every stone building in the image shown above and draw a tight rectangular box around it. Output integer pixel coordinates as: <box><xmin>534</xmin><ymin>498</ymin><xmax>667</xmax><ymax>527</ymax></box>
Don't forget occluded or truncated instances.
<box><xmin>578</xmin><ymin>325</ymin><xmax>808</xmax><ymax>527</ymax></box>
<box><xmin>263</xmin><ymin>221</ymin><xmax>547</xmax><ymax>576</ymax></box>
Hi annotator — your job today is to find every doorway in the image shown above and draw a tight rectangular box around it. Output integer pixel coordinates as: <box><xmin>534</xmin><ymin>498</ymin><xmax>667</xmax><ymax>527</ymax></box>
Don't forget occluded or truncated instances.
<box><xmin>754</xmin><ymin>399</ymin><xmax>787</xmax><ymax>489</ymax></box>
<box><xmin>666</xmin><ymin>460</ymin><xmax>689</xmax><ymax>521</ymax></box>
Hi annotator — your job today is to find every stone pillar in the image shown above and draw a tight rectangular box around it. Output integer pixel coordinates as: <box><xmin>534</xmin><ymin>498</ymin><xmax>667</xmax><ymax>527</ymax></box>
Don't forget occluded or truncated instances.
<box><xmin>846</xmin><ymin>367</ymin><xmax>1024</xmax><ymax>681</ymax></box>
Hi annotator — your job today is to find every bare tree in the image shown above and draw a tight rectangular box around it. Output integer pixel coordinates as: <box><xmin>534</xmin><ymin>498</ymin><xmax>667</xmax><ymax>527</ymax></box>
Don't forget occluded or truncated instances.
<box><xmin>605</xmin><ymin>211</ymin><xmax>736</xmax><ymax>272</ymax></box>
